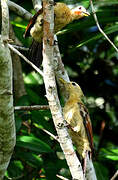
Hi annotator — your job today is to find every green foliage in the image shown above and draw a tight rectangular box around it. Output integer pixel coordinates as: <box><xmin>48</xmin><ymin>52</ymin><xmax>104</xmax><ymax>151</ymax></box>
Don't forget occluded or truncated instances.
<box><xmin>94</xmin><ymin>162</ymin><xmax>109</xmax><ymax>180</ymax></box>
<box><xmin>100</xmin><ymin>147</ymin><xmax>118</xmax><ymax>161</ymax></box>
<box><xmin>5</xmin><ymin>160</ymin><xmax>24</xmax><ymax>179</ymax></box>
<box><xmin>6</xmin><ymin>0</ymin><xmax>118</xmax><ymax>179</ymax></box>
<box><xmin>16</xmin><ymin>135</ymin><xmax>53</xmax><ymax>153</ymax></box>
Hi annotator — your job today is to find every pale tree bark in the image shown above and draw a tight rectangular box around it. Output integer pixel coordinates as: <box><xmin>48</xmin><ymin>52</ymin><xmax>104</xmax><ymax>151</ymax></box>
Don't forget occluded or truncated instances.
<box><xmin>15</xmin><ymin>105</ymin><xmax>49</xmax><ymax>111</ymax></box>
<box><xmin>53</xmin><ymin>36</ymin><xmax>97</xmax><ymax>180</ymax></box>
<box><xmin>0</xmin><ymin>0</ymin><xmax>16</xmax><ymax>179</ymax></box>
<box><xmin>0</xmin><ymin>0</ymin><xmax>97</xmax><ymax>178</ymax></box>
<box><xmin>42</xmin><ymin>0</ymin><xmax>84</xmax><ymax>179</ymax></box>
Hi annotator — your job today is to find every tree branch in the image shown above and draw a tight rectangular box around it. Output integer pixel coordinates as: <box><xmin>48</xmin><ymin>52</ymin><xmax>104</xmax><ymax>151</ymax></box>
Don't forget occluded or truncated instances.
<box><xmin>89</xmin><ymin>0</ymin><xmax>118</xmax><ymax>53</ymax></box>
<box><xmin>53</xmin><ymin>35</ymin><xmax>70</xmax><ymax>102</ymax></box>
<box><xmin>34</xmin><ymin>125</ymin><xmax>59</xmax><ymax>142</ymax></box>
<box><xmin>8</xmin><ymin>43</ymin><xmax>44</xmax><ymax>77</ymax></box>
<box><xmin>54</xmin><ymin>32</ymin><xmax>97</xmax><ymax>180</ymax></box>
<box><xmin>15</xmin><ymin>105</ymin><xmax>49</xmax><ymax>111</ymax></box>
<box><xmin>42</xmin><ymin>0</ymin><xmax>84</xmax><ymax>179</ymax></box>
<box><xmin>111</xmin><ymin>170</ymin><xmax>118</xmax><ymax>180</ymax></box>
<box><xmin>56</xmin><ymin>174</ymin><xmax>69</xmax><ymax>180</ymax></box>
<box><xmin>1</xmin><ymin>0</ymin><xmax>9</xmax><ymax>40</ymax></box>
<box><xmin>86</xmin><ymin>154</ymin><xmax>97</xmax><ymax>180</ymax></box>
<box><xmin>0</xmin><ymin>0</ymin><xmax>16</xmax><ymax>179</ymax></box>
<box><xmin>0</xmin><ymin>0</ymin><xmax>32</xmax><ymax>20</ymax></box>
<box><xmin>12</xmin><ymin>45</ymin><xmax>29</xmax><ymax>51</ymax></box>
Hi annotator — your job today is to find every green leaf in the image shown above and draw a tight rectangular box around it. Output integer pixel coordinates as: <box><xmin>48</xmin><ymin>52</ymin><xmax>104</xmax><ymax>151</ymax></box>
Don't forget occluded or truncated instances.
<box><xmin>5</xmin><ymin>160</ymin><xmax>24</xmax><ymax>179</ymax></box>
<box><xmin>31</xmin><ymin>110</ymin><xmax>53</xmax><ymax>131</ymax></box>
<box><xmin>16</xmin><ymin>135</ymin><xmax>53</xmax><ymax>153</ymax></box>
<box><xmin>94</xmin><ymin>162</ymin><xmax>109</xmax><ymax>180</ymax></box>
<box><xmin>11</xmin><ymin>21</ymin><xmax>26</xmax><ymax>29</ymax></box>
<box><xmin>95</xmin><ymin>0</ymin><xmax>118</xmax><ymax>5</ymax></box>
<box><xmin>26</xmin><ymin>88</ymin><xmax>41</xmax><ymax>104</ymax></box>
<box><xmin>100</xmin><ymin>148</ymin><xmax>118</xmax><ymax>161</ymax></box>
<box><xmin>24</xmin><ymin>71</ymin><xmax>43</xmax><ymax>85</ymax></box>
<box><xmin>73</xmin><ymin>24</ymin><xmax>118</xmax><ymax>49</ymax></box>
<box><xmin>16</xmin><ymin>95</ymin><xmax>30</xmax><ymax>106</ymax></box>
<box><xmin>16</xmin><ymin>151</ymin><xmax>43</xmax><ymax>168</ymax></box>
<box><xmin>105</xmin><ymin>155</ymin><xmax>118</xmax><ymax>161</ymax></box>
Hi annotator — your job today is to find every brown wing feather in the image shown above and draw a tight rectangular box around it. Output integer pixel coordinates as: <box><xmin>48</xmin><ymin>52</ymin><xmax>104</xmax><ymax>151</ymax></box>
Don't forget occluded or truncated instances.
<box><xmin>79</xmin><ymin>103</ymin><xmax>94</xmax><ymax>154</ymax></box>
<box><xmin>24</xmin><ymin>8</ymin><xmax>43</xmax><ymax>38</ymax></box>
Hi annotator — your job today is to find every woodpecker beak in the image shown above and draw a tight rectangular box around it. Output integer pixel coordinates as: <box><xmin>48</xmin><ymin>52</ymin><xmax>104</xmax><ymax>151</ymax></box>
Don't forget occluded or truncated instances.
<box><xmin>72</xmin><ymin>6</ymin><xmax>90</xmax><ymax>17</ymax></box>
<box><xmin>82</xmin><ymin>11</ymin><xmax>90</xmax><ymax>16</ymax></box>
<box><xmin>59</xmin><ymin>78</ymin><xmax>67</xmax><ymax>84</ymax></box>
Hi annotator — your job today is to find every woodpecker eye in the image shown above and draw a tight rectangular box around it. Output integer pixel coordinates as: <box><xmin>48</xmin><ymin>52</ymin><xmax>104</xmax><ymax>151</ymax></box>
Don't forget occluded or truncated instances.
<box><xmin>78</xmin><ymin>7</ymin><xmax>82</xmax><ymax>10</ymax></box>
<box><xmin>72</xmin><ymin>82</ymin><xmax>76</xmax><ymax>86</ymax></box>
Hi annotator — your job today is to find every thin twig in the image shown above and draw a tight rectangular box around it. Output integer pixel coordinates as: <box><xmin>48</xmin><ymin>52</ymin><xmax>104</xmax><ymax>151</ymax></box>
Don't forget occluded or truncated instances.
<box><xmin>40</xmin><ymin>128</ymin><xmax>59</xmax><ymax>141</ymax></box>
<box><xmin>110</xmin><ymin>170</ymin><xmax>118</xmax><ymax>180</ymax></box>
<box><xmin>89</xmin><ymin>0</ymin><xmax>118</xmax><ymax>52</ymax></box>
<box><xmin>8</xmin><ymin>43</ymin><xmax>44</xmax><ymax>77</ymax></box>
<box><xmin>15</xmin><ymin>105</ymin><xmax>49</xmax><ymax>111</ymax></box>
<box><xmin>56</xmin><ymin>174</ymin><xmax>69</xmax><ymax>180</ymax></box>
<box><xmin>33</xmin><ymin>122</ymin><xmax>59</xmax><ymax>141</ymax></box>
<box><xmin>0</xmin><ymin>0</ymin><xmax>32</xmax><ymax>20</ymax></box>
<box><xmin>12</xmin><ymin>44</ymin><xmax>29</xmax><ymax>51</ymax></box>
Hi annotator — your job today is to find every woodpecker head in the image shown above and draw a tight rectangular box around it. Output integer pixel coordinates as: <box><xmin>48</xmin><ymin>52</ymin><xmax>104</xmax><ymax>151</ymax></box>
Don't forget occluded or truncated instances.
<box><xmin>59</xmin><ymin>78</ymin><xmax>84</xmax><ymax>100</ymax></box>
<box><xmin>71</xmin><ymin>6</ymin><xmax>90</xmax><ymax>20</ymax></box>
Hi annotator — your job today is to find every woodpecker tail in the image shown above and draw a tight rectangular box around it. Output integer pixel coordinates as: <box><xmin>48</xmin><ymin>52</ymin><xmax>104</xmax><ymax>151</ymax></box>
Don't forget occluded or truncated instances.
<box><xmin>29</xmin><ymin>40</ymin><xmax>43</xmax><ymax>67</ymax></box>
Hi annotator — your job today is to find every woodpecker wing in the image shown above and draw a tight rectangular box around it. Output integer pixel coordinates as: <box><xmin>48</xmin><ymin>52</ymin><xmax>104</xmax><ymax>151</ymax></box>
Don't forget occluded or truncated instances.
<box><xmin>24</xmin><ymin>8</ymin><xmax>43</xmax><ymax>38</ymax></box>
<box><xmin>78</xmin><ymin>102</ymin><xmax>94</xmax><ymax>154</ymax></box>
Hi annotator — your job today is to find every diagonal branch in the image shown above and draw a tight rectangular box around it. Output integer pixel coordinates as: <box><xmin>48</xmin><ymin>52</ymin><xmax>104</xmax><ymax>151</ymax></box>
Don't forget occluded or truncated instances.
<box><xmin>53</xmin><ymin>31</ymin><xmax>97</xmax><ymax>180</ymax></box>
<box><xmin>0</xmin><ymin>0</ymin><xmax>32</xmax><ymax>20</ymax></box>
<box><xmin>110</xmin><ymin>170</ymin><xmax>118</xmax><ymax>180</ymax></box>
<box><xmin>56</xmin><ymin>174</ymin><xmax>69</xmax><ymax>180</ymax></box>
<box><xmin>89</xmin><ymin>0</ymin><xmax>118</xmax><ymax>53</ymax></box>
<box><xmin>8</xmin><ymin>43</ymin><xmax>44</xmax><ymax>77</ymax></box>
<box><xmin>42</xmin><ymin>0</ymin><xmax>84</xmax><ymax>179</ymax></box>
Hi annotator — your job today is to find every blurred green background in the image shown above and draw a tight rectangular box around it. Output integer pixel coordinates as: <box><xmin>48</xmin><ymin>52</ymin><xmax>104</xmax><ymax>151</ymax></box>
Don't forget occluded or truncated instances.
<box><xmin>5</xmin><ymin>0</ymin><xmax>118</xmax><ymax>179</ymax></box>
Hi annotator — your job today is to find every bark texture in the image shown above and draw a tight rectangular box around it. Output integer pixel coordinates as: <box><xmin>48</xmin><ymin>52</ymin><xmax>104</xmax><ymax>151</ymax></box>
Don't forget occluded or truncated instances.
<box><xmin>0</xmin><ymin>0</ymin><xmax>16</xmax><ymax>179</ymax></box>
<box><xmin>42</xmin><ymin>0</ymin><xmax>84</xmax><ymax>179</ymax></box>
<box><xmin>0</xmin><ymin>39</ymin><xmax>16</xmax><ymax>180</ymax></box>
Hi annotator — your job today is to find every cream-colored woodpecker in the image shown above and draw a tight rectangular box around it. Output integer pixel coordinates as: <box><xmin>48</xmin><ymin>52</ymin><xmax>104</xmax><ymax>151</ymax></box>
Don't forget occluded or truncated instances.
<box><xmin>24</xmin><ymin>3</ymin><xmax>90</xmax><ymax>66</ymax></box>
<box><xmin>60</xmin><ymin>78</ymin><xmax>94</xmax><ymax>173</ymax></box>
